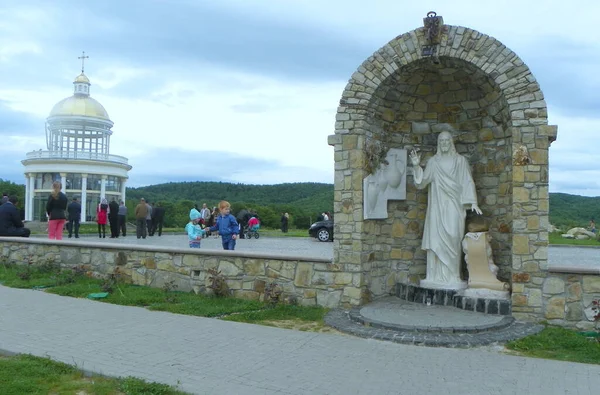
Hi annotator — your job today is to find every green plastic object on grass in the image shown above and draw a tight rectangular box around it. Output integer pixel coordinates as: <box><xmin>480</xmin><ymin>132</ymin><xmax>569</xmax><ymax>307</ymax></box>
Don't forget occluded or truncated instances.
<box><xmin>87</xmin><ymin>292</ymin><xmax>109</xmax><ymax>299</ymax></box>
<box><xmin>578</xmin><ymin>331</ymin><xmax>600</xmax><ymax>338</ymax></box>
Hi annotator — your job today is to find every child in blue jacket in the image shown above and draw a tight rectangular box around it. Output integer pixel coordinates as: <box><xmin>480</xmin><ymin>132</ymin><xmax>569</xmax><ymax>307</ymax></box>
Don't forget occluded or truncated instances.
<box><xmin>206</xmin><ymin>200</ymin><xmax>239</xmax><ymax>250</ymax></box>
<box><xmin>185</xmin><ymin>208</ymin><xmax>205</xmax><ymax>248</ymax></box>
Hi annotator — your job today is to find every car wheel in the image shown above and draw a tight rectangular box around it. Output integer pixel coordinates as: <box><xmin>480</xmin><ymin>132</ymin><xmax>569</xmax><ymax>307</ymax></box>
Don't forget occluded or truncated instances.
<box><xmin>317</xmin><ymin>228</ymin><xmax>331</xmax><ymax>242</ymax></box>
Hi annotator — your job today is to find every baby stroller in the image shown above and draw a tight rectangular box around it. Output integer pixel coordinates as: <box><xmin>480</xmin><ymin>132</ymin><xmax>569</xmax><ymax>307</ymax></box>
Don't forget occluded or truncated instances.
<box><xmin>244</xmin><ymin>217</ymin><xmax>260</xmax><ymax>239</ymax></box>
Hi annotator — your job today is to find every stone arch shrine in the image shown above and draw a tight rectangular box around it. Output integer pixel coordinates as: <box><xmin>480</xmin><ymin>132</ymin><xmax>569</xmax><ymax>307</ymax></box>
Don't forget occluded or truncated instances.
<box><xmin>328</xmin><ymin>13</ymin><xmax>558</xmax><ymax>322</ymax></box>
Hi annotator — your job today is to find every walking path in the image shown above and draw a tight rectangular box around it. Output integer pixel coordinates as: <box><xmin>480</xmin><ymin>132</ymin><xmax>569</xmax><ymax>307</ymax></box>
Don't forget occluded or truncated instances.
<box><xmin>1</xmin><ymin>285</ymin><xmax>599</xmax><ymax>395</ymax></box>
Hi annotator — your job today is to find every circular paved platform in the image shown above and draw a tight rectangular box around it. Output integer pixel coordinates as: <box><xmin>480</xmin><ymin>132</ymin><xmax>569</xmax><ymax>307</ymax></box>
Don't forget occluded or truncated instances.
<box><xmin>325</xmin><ymin>297</ymin><xmax>544</xmax><ymax>348</ymax></box>
<box><xmin>356</xmin><ymin>297</ymin><xmax>511</xmax><ymax>333</ymax></box>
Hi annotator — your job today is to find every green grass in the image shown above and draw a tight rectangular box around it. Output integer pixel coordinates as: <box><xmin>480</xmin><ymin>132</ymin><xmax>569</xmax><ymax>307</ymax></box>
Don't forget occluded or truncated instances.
<box><xmin>549</xmin><ymin>232</ymin><xmax>600</xmax><ymax>246</ymax></box>
<box><xmin>0</xmin><ymin>263</ymin><xmax>323</xmax><ymax>325</ymax></box>
<box><xmin>223</xmin><ymin>304</ymin><xmax>327</xmax><ymax>323</ymax></box>
<box><xmin>0</xmin><ymin>354</ymin><xmax>188</xmax><ymax>394</ymax></box>
<box><xmin>506</xmin><ymin>326</ymin><xmax>600</xmax><ymax>365</ymax></box>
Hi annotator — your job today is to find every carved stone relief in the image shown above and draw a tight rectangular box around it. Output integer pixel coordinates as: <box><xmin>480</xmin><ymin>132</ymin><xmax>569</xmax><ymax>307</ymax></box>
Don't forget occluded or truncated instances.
<box><xmin>363</xmin><ymin>148</ymin><xmax>407</xmax><ymax>220</ymax></box>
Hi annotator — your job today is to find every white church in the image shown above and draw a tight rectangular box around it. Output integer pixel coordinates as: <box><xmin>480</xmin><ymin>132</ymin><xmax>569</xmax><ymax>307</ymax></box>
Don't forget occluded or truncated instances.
<box><xmin>21</xmin><ymin>54</ymin><xmax>132</xmax><ymax>222</ymax></box>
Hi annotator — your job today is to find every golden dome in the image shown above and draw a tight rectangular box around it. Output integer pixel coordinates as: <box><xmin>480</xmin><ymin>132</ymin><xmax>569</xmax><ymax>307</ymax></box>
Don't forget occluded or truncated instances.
<box><xmin>74</xmin><ymin>72</ymin><xmax>90</xmax><ymax>84</ymax></box>
<box><xmin>49</xmin><ymin>96</ymin><xmax>110</xmax><ymax>120</ymax></box>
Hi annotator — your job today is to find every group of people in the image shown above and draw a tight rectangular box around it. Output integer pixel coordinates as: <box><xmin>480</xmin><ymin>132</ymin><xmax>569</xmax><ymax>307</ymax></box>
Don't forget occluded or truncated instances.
<box><xmin>132</xmin><ymin>198</ymin><xmax>166</xmax><ymax>239</ymax></box>
<box><xmin>186</xmin><ymin>200</ymin><xmax>240</xmax><ymax>250</ymax></box>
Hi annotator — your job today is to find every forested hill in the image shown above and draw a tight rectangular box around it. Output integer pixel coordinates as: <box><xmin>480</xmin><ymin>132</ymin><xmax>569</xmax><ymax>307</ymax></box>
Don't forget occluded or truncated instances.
<box><xmin>1</xmin><ymin>178</ymin><xmax>598</xmax><ymax>229</ymax></box>
<box><xmin>549</xmin><ymin>193</ymin><xmax>600</xmax><ymax>228</ymax></box>
<box><xmin>127</xmin><ymin>182</ymin><xmax>333</xmax><ymax>215</ymax></box>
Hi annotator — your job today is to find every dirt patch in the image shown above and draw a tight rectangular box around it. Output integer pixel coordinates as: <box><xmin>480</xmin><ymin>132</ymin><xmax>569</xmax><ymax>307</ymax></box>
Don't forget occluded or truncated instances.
<box><xmin>258</xmin><ymin>319</ymin><xmax>347</xmax><ymax>335</ymax></box>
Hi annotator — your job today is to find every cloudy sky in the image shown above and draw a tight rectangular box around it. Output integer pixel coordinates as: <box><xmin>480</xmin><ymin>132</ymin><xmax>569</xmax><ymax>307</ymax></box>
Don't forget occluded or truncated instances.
<box><xmin>0</xmin><ymin>0</ymin><xmax>598</xmax><ymax>195</ymax></box>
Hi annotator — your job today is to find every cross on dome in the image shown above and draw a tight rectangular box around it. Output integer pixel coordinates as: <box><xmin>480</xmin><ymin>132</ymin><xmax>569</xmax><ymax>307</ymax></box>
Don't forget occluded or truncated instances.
<box><xmin>78</xmin><ymin>51</ymin><xmax>89</xmax><ymax>73</ymax></box>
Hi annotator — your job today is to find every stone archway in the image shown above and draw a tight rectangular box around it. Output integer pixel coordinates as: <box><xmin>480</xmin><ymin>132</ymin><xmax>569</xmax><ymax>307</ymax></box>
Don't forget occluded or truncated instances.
<box><xmin>328</xmin><ymin>15</ymin><xmax>557</xmax><ymax>322</ymax></box>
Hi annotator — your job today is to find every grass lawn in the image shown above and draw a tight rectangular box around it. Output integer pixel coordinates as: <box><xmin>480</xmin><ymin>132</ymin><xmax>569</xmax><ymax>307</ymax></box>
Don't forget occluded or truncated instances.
<box><xmin>506</xmin><ymin>326</ymin><xmax>600</xmax><ymax>365</ymax></box>
<box><xmin>0</xmin><ymin>263</ymin><xmax>328</xmax><ymax>330</ymax></box>
<box><xmin>549</xmin><ymin>232</ymin><xmax>600</xmax><ymax>246</ymax></box>
<box><xmin>0</xmin><ymin>354</ymin><xmax>188</xmax><ymax>394</ymax></box>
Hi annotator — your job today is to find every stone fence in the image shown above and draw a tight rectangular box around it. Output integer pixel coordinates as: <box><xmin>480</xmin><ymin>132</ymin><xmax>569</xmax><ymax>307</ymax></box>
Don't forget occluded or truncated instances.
<box><xmin>0</xmin><ymin>238</ymin><xmax>363</xmax><ymax>308</ymax></box>
<box><xmin>544</xmin><ymin>263</ymin><xmax>600</xmax><ymax>330</ymax></box>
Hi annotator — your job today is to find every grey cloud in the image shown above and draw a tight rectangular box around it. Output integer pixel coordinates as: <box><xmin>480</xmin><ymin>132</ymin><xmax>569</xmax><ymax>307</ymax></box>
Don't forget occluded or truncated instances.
<box><xmin>0</xmin><ymin>102</ymin><xmax>44</xmax><ymax>136</ymax></box>
<box><xmin>22</xmin><ymin>1</ymin><xmax>368</xmax><ymax>84</ymax></box>
<box><xmin>126</xmin><ymin>148</ymin><xmax>284</xmax><ymax>187</ymax></box>
<box><xmin>521</xmin><ymin>38</ymin><xmax>600</xmax><ymax>118</ymax></box>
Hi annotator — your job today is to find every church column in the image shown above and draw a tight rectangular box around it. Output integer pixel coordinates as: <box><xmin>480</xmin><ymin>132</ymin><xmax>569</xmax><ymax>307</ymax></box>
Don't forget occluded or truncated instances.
<box><xmin>60</xmin><ymin>173</ymin><xmax>67</xmax><ymax>193</ymax></box>
<box><xmin>24</xmin><ymin>173</ymin><xmax>30</xmax><ymax>221</ymax></box>
<box><xmin>120</xmin><ymin>178</ymin><xmax>127</xmax><ymax>203</ymax></box>
<box><xmin>100</xmin><ymin>175</ymin><xmax>107</xmax><ymax>200</ymax></box>
<box><xmin>81</xmin><ymin>174</ymin><xmax>87</xmax><ymax>223</ymax></box>
<box><xmin>27</xmin><ymin>174</ymin><xmax>35</xmax><ymax>221</ymax></box>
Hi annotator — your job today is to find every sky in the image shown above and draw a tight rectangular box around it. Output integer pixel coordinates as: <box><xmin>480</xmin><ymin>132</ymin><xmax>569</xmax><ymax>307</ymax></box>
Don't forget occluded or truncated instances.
<box><xmin>0</xmin><ymin>0</ymin><xmax>599</xmax><ymax>195</ymax></box>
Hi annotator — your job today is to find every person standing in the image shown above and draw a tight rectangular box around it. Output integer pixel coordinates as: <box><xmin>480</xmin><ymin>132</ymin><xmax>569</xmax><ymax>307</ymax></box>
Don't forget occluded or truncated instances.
<box><xmin>135</xmin><ymin>198</ymin><xmax>149</xmax><ymax>239</ymax></box>
<box><xmin>281</xmin><ymin>212</ymin><xmax>289</xmax><ymax>233</ymax></box>
<box><xmin>0</xmin><ymin>196</ymin><xmax>30</xmax><ymax>237</ymax></box>
<box><xmin>151</xmin><ymin>202</ymin><xmax>165</xmax><ymax>236</ymax></box>
<box><xmin>145</xmin><ymin>201</ymin><xmax>153</xmax><ymax>236</ymax></box>
<box><xmin>96</xmin><ymin>198</ymin><xmax>109</xmax><ymax>238</ymax></box>
<box><xmin>200</xmin><ymin>203</ymin><xmax>211</xmax><ymax>224</ymax></box>
<box><xmin>206</xmin><ymin>200</ymin><xmax>239</xmax><ymax>250</ymax></box>
<box><xmin>108</xmin><ymin>198</ymin><xmax>120</xmax><ymax>238</ymax></box>
<box><xmin>67</xmin><ymin>197</ymin><xmax>81</xmax><ymax>238</ymax></box>
<box><xmin>46</xmin><ymin>181</ymin><xmax>68</xmax><ymax>240</ymax></box>
<box><xmin>185</xmin><ymin>208</ymin><xmax>205</xmax><ymax>248</ymax></box>
<box><xmin>118</xmin><ymin>201</ymin><xmax>128</xmax><ymax>237</ymax></box>
<box><xmin>0</xmin><ymin>192</ymin><xmax>8</xmax><ymax>205</ymax></box>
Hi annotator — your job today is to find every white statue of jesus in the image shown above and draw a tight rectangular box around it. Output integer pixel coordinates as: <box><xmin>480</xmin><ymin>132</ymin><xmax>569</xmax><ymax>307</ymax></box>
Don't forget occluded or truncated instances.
<box><xmin>409</xmin><ymin>131</ymin><xmax>482</xmax><ymax>290</ymax></box>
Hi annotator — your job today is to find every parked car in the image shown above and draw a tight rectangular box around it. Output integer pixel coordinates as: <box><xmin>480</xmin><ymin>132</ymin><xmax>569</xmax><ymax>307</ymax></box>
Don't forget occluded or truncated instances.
<box><xmin>309</xmin><ymin>219</ymin><xmax>333</xmax><ymax>242</ymax></box>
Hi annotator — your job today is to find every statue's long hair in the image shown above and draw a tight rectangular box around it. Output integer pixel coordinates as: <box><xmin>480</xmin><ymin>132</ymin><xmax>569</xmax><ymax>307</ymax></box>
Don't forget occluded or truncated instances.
<box><xmin>434</xmin><ymin>130</ymin><xmax>457</xmax><ymax>158</ymax></box>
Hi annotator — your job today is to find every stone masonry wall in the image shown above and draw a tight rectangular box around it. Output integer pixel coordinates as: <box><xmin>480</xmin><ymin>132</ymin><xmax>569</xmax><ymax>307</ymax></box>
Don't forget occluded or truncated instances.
<box><xmin>541</xmin><ymin>268</ymin><xmax>600</xmax><ymax>331</ymax></box>
<box><xmin>330</xmin><ymin>22</ymin><xmax>558</xmax><ymax>320</ymax></box>
<box><xmin>0</xmin><ymin>238</ymin><xmax>361</xmax><ymax>308</ymax></box>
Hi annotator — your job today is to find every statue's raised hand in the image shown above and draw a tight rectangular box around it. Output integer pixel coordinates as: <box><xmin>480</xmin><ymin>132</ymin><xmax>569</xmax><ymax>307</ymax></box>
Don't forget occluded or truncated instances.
<box><xmin>409</xmin><ymin>149</ymin><xmax>421</xmax><ymax>167</ymax></box>
<box><xmin>471</xmin><ymin>204</ymin><xmax>482</xmax><ymax>215</ymax></box>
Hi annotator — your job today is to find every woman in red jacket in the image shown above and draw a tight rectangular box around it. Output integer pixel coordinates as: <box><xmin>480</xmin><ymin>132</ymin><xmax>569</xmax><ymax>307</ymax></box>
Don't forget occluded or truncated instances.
<box><xmin>96</xmin><ymin>198</ymin><xmax>109</xmax><ymax>238</ymax></box>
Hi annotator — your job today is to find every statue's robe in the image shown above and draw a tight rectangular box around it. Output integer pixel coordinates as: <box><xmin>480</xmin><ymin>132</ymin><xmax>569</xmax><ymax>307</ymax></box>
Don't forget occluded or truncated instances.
<box><xmin>414</xmin><ymin>153</ymin><xmax>477</xmax><ymax>285</ymax></box>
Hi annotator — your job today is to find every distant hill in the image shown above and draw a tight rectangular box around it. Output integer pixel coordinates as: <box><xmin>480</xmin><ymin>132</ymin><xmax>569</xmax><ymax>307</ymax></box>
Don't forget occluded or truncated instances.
<box><xmin>549</xmin><ymin>193</ymin><xmax>600</xmax><ymax>229</ymax></box>
<box><xmin>127</xmin><ymin>181</ymin><xmax>333</xmax><ymax>214</ymax></box>
<box><xmin>3</xmin><ymin>177</ymin><xmax>597</xmax><ymax>230</ymax></box>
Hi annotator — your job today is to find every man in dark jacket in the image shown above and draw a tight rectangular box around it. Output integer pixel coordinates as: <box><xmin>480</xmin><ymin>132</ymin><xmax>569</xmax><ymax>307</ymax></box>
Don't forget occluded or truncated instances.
<box><xmin>108</xmin><ymin>198</ymin><xmax>120</xmax><ymax>238</ymax></box>
<box><xmin>0</xmin><ymin>196</ymin><xmax>30</xmax><ymax>237</ymax></box>
<box><xmin>150</xmin><ymin>203</ymin><xmax>166</xmax><ymax>236</ymax></box>
<box><xmin>67</xmin><ymin>197</ymin><xmax>81</xmax><ymax>238</ymax></box>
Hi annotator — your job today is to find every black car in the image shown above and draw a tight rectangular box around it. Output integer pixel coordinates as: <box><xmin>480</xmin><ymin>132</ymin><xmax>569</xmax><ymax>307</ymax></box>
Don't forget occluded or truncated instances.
<box><xmin>309</xmin><ymin>219</ymin><xmax>333</xmax><ymax>242</ymax></box>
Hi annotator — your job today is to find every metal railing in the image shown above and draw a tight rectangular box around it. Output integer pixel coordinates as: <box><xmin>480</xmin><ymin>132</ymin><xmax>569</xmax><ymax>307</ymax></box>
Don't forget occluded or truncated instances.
<box><xmin>25</xmin><ymin>150</ymin><xmax>129</xmax><ymax>165</ymax></box>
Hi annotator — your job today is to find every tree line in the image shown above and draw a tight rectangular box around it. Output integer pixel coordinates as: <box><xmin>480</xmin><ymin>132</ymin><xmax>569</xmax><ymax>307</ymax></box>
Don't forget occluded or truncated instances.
<box><xmin>3</xmin><ymin>178</ymin><xmax>595</xmax><ymax>230</ymax></box>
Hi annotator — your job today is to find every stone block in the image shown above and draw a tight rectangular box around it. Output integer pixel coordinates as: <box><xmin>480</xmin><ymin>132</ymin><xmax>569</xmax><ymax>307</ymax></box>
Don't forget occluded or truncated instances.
<box><xmin>566</xmin><ymin>302</ymin><xmax>584</xmax><ymax>321</ymax></box>
<box><xmin>512</xmin><ymin>294</ymin><xmax>527</xmax><ymax>306</ymax></box>
<box><xmin>142</xmin><ymin>258</ymin><xmax>156</xmax><ymax>269</ymax></box>
<box><xmin>219</xmin><ymin>261</ymin><xmax>242</xmax><ymax>277</ymax></box>
<box><xmin>294</xmin><ymin>262</ymin><xmax>314</xmax><ymax>287</ymax></box>
<box><xmin>411</xmin><ymin>122</ymin><xmax>430</xmax><ymax>134</ymax></box>
<box><xmin>567</xmin><ymin>282</ymin><xmax>582</xmax><ymax>302</ymax></box>
<box><xmin>528</xmin><ymin>288</ymin><xmax>542</xmax><ymax>307</ymax></box>
<box><xmin>583</xmin><ymin>277</ymin><xmax>600</xmax><ymax>293</ymax></box>
<box><xmin>392</xmin><ymin>221</ymin><xmax>406</xmax><ymax>238</ymax></box>
<box><xmin>316</xmin><ymin>290</ymin><xmax>342</xmax><ymax>308</ymax></box>
<box><xmin>343</xmin><ymin>287</ymin><xmax>362</xmax><ymax>300</ymax></box>
<box><xmin>243</xmin><ymin>260</ymin><xmax>264</xmax><ymax>276</ymax></box>
<box><xmin>513</xmin><ymin>235</ymin><xmax>530</xmax><ymax>254</ymax></box>
<box><xmin>512</xmin><ymin>273</ymin><xmax>530</xmax><ymax>283</ymax></box>
<box><xmin>542</xmin><ymin>277</ymin><xmax>564</xmax><ymax>295</ymax></box>
<box><xmin>545</xmin><ymin>297</ymin><xmax>566</xmax><ymax>319</ymax></box>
